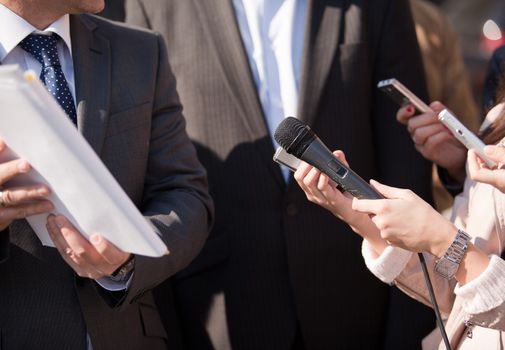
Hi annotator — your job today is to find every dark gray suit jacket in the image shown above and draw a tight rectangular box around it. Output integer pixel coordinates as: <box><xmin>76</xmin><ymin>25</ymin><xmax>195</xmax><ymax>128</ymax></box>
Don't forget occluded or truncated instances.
<box><xmin>127</xmin><ymin>0</ymin><xmax>435</xmax><ymax>349</ymax></box>
<box><xmin>0</xmin><ymin>14</ymin><xmax>212</xmax><ymax>350</ymax></box>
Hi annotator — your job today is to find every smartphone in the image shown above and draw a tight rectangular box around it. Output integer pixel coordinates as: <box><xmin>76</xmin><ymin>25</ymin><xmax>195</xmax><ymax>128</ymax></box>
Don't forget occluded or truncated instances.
<box><xmin>438</xmin><ymin>109</ymin><xmax>496</xmax><ymax>168</ymax></box>
<box><xmin>273</xmin><ymin>147</ymin><xmax>301</xmax><ymax>172</ymax></box>
<box><xmin>377</xmin><ymin>78</ymin><xmax>431</xmax><ymax>113</ymax></box>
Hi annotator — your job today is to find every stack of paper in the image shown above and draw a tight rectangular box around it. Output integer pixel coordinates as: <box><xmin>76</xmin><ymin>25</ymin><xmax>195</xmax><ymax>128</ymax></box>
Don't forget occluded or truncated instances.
<box><xmin>0</xmin><ymin>65</ymin><xmax>168</xmax><ymax>257</ymax></box>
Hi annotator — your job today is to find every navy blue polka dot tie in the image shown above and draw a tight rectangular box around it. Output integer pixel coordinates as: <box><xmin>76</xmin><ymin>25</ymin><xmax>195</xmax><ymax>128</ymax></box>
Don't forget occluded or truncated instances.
<box><xmin>20</xmin><ymin>33</ymin><xmax>77</xmax><ymax>125</ymax></box>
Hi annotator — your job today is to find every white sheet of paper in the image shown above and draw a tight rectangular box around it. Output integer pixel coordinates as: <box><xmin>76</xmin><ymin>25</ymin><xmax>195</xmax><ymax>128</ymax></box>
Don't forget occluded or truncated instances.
<box><xmin>0</xmin><ymin>65</ymin><xmax>168</xmax><ymax>257</ymax></box>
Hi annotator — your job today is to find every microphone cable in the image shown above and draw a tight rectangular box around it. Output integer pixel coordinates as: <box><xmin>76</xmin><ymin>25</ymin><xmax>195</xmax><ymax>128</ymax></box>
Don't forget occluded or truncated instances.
<box><xmin>417</xmin><ymin>252</ymin><xmax>452</xmax><ymax>350</ymax></box>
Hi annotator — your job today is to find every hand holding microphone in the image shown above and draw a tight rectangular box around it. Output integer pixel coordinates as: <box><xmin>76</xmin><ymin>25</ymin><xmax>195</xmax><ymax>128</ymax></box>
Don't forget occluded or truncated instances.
<box><xmin>274</xmin><ymin>117</ymin><xmax>382</xmax><ymax>200</ymax></box>
<box><xmin>274</xmin><ymin>117</ymin><xmax>457</xmax><ymax>349</ymax></box>
<box><xmin>274</xmin><ymin>117</ymin><xmax>387</xmax><ymax>249</ymax></box>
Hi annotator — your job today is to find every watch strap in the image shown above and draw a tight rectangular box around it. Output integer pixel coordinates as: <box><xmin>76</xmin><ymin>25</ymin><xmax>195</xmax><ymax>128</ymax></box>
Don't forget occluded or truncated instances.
<box><xmin>110</xmin><ymin>254</ymin><xmax>135</xmax><ymax>282</ymax></box>
<box><xmin>435</xmin><ymin>229</ymin><xmax>471</xmax><ymax>279</ymax></box>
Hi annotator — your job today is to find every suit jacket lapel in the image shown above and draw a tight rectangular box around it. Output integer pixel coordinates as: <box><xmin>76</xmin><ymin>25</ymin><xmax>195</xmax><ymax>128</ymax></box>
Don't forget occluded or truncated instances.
<box><xmin>70</xmin><ymin>15</ymin><xmax>111</xmax><ymax>156</ymax></box>
<box><xmin>298</xmin><ymin>0</ymin><xmax>343</xmax><ymax>126</ymax></box>
<box><xmin>193</xmin><ymin>0</ymin><xmax>285</xmax><ymax>187</ymax></box>
<box><xmin>192</xmin><ymin>0</ymin><xmax>267</xmax><ymax>140</ymax></box>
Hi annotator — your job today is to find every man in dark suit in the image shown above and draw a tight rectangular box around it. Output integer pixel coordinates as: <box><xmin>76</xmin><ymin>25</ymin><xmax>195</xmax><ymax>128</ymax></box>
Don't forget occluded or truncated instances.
<box><xmin>0</xmin><ymin>0</ymin><xmax>212</xmax><ymax>348</ymax></box>
<box><xmin>127</xmin><ymin>0</ymin><xmax>435</xmax><ymax>349</ymax></box>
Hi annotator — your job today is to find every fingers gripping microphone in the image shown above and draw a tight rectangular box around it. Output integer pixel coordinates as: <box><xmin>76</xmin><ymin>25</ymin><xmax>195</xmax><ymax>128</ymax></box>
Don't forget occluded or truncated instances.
<box><xmin>274</xmin><ymin>117</ymin><xmax>382</xmax><ymax>199</ymax></box>
<box><xmin>275</xmin><ymin>118</ymin><xmax>452</xmax><ymax>349</ymax></box>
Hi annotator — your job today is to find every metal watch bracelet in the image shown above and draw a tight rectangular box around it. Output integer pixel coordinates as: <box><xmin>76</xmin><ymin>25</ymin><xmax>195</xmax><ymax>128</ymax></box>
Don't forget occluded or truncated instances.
<box><xmin>434</xmin><ymin>229</ymin><xmax>471</xmax><ymax>279</ymax></box>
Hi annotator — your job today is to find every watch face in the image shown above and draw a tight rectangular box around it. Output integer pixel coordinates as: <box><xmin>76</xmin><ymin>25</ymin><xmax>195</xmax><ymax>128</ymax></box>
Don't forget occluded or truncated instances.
<box><xmin>436</xmin><ymin>259</ymin><xmax>458</xmax><ymax>279</ymax></box>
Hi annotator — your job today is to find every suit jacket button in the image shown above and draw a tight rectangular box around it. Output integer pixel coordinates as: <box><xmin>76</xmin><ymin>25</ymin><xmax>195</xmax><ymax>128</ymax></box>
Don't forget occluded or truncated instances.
<box><xmin>286</xmin><ymin>203</ymin><xmax>298</xmax><ymax>216</ymax></box>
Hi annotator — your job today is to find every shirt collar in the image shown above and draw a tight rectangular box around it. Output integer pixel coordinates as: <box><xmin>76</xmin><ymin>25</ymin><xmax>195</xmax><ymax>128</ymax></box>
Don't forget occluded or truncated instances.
<box><xmin>0</xmin><ymin>4</ymin><xmax>71</xmax><ymax>62</ymax></box>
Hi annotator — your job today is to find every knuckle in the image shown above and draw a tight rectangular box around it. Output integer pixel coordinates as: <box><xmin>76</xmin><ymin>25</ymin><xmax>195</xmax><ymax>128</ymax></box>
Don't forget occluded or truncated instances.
<box><xmin>74</xmin><ymin>248</ymin><xmax>87</xmax><ymax>259</ymax></box>
<box><xmin>3</xmin><ymin>191</ymin><xmax>14</xmax><ymax>205</ymax></box>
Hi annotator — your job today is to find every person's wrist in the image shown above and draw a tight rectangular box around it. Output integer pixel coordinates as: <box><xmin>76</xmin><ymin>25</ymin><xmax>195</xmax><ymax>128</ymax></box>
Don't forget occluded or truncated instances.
<box><xmin>110</xmin><ymin>254</ymin><xmax>135</xmax><ymax>280</ymax></box>
<box><xmin>434</xmin><ymin>228</ymin><xmax>472</xmax><ymax>280</ymax></box>
<box><xmin>431</xmin><ymin>224</ymin><xmax>459</xmax><ymax>258</ymax></box>
<box><xmin>346</xmin><ymin>212</ymin><xmax>371</xmax><ymax>233</ymax></box>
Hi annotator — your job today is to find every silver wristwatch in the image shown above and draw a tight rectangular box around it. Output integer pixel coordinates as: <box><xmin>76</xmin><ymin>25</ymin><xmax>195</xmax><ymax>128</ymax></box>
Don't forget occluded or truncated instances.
<box><xmin>109</xmin><ymin>255</ymin><xmax>135</xmax><ymax>282</ymax></box>
<box><xmin>434</xmin><ymin>229</ymin><xmax>471</xmax><ymax>279</ymax></box>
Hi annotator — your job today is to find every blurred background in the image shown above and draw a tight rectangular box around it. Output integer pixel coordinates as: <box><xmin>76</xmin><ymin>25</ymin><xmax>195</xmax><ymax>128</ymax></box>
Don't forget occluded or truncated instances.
<box><xmin>98</xmin><ymin>0</ymin><xmax>505</xmax><ymax>113</ymax></box>
<box><xmin>439</xmin><ymin>0</ymin><xmax>505</xmax><ymax>109</ymax></box>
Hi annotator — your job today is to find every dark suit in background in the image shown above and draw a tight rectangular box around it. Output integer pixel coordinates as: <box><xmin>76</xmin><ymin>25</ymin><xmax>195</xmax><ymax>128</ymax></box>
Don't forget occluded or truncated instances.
<box><xmin>127</xmin><ymin>0</ymin><xmax>435</xmax><ymax>349</ymax></box>
<box><xmin>98</xmin><ymin>0</ymin><xmax>125</xmax><ymax>21</ymax></box>
<box><xmin>0</xmin><ymin>14</ymin><xmax>212</xmax><ymax>349</ymax></box>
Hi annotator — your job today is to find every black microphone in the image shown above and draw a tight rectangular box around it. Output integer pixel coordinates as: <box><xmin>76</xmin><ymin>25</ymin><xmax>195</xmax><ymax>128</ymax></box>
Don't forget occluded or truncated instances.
<box><xmin>275</xmin><ymin>118</ymin><xmax>453</xmax><ymax>349</ymax></box>
<box><xmin>274</xmin><ymin>117</ymin><xmax>382</xmax><ymax>199</ymax></box>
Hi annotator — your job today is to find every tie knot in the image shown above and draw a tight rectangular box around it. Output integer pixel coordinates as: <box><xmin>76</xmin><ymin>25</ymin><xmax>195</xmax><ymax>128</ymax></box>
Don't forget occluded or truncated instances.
<box><xmin>19</xmin><ymin>33</ymin><xmax>61</xmax><ymax>68</ymax></box>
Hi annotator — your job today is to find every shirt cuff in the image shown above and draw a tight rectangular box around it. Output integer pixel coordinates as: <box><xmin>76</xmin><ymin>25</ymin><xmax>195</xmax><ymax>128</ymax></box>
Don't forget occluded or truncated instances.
<box><xmin>95</xmin><ymin>272</ymin><xmax>134</xmax><ymax>292</ymax></box>
<box><xmin>455</xmin><ymin>255</ymin><xmax>505</xmax><ymax>314</ymax></box>
<box><xmin>362</xmin><ymin>239</ymin><xmax>413</xmax><ymax>284</ymax></box>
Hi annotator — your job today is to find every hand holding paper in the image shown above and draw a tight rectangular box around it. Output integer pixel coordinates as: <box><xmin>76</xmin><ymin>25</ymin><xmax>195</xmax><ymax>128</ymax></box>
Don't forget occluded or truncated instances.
<box><xmin>46</xmin><ymin>214</ymin><xmax>131</xmax><ymax>279</ymax></box>
<box><xmin>0</xmin><ymin>65</ymin><xmax>168</xmax><ymax>257</ymax></box>
<box><xmin>0</xmin><ymin>140</ymin><xmax>53</xmax><ymax>231</ymax></box>
<box><xmin>0</xmin><ymin>139</ymin><xmax>131</xmax><ymax>278</ymax></box>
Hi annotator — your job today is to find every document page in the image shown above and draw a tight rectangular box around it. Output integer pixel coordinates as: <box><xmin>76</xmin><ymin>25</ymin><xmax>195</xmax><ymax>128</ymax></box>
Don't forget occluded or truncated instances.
<box><xmin>0</xmin><ymin>65</ymin><xmax>168</xmax><ymax>257</ymax></box>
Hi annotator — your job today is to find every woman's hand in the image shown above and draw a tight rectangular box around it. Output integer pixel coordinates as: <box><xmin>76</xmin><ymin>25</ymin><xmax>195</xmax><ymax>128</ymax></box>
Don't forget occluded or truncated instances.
<box><xmin>468</xmin><ymin>146</ymin><xmax>505</xmax><ymax>193</ymax></box>
<box><xmin>397</xmin><ymin>101</ymin><xmax>467</xmax><ymax>182</ymax></box>
<box><xmin>294</xmin><ymin>151</ymin><xmax>365</xmax><ymax>225</ymax></box>
<box><xmin>293</xmin><ymin>151</ymin><xmax>387</xmax><ymax>253</ymax></box>
<box><xmin>352</xmin><ymin>180</ymin><xmax>457</xmax><ymax>257</ymax></box>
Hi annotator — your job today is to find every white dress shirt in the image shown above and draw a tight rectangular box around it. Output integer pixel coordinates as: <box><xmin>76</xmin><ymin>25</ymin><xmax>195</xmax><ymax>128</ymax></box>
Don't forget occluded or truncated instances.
<box><xmin>0</xmin><ymin>4</ymin><xmax>76</xmax><ymax>102</ymax></box>
<box><xmin>233</xmin><ymin>0</ymin><xmax>306</xmax><ymax>180</ymax></box>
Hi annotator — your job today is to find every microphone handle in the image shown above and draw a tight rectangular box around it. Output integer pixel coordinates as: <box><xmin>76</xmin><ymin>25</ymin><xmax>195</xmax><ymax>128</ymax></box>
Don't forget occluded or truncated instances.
<box><xmin>302</xmin><ymin>139</ymin><xmax>383</xmax><ymax>200</ymax></box>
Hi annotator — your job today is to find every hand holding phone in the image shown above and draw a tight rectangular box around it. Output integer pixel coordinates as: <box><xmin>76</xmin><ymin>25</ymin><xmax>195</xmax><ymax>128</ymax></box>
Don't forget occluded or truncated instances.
<box><xmin>377</xmin><ymin>79</ymin><xmax>468</xmax><ymax>176</ymax></box>
<box><xmin>377</xmin><ymin>78</ymin><xmax>431</xmax><ymax>113</ymax></box>
<box><xmin>438</xmin><ymin>109</ymin><xmax>496</xmax><ymax>168</ymax></box>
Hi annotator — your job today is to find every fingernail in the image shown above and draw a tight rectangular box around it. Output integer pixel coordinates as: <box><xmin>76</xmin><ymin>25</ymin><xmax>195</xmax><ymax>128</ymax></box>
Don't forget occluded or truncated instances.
<box><xmin>407</xmin><ymin>106</ymin><xmax>414</xmax><ymax>113</ymax></box>
<box><xmin>55</xmin><ymin>216</ymin><xmax>65</xmax><ymax>228</ymax></box>
<box><xmin>17</xmin><ymin>161</ymin><xmax>30</xmax><ymax>173</ymax></box>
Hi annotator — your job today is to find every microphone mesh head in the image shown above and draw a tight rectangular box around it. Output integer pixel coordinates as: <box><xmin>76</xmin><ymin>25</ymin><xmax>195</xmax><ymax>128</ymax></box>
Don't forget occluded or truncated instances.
<box><xmin>274</xmin><ymin>117</ymin><xmax>314</xmax><ymax>158</ymax></box>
